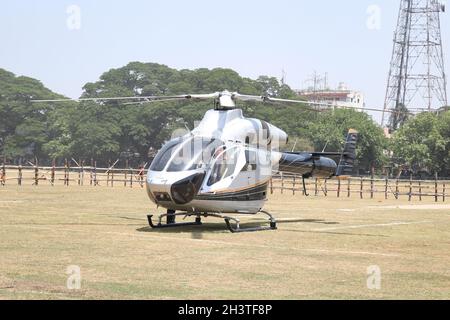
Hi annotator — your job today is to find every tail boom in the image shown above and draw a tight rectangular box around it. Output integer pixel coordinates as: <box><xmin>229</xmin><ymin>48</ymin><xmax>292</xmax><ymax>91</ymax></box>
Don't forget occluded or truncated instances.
<box><xmin>276</xmin><ymin>129</ymin><xmax>359</xmax><ymax>179</ymax></box>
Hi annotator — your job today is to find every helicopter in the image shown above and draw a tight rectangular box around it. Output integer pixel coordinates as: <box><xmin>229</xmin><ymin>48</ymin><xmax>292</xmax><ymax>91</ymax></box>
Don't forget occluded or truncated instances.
<box><xmin>32</xmin><ymin>91</ymin><xmax>358</xmax><ymax>233</ymax></box>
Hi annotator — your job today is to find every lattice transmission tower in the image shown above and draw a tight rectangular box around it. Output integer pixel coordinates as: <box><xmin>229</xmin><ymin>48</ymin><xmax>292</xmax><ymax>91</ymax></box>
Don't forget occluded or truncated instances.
<box><xmin>382</xmin><ymin>0</ymin><xmax>448</xmax><ymax>130</ymax></box>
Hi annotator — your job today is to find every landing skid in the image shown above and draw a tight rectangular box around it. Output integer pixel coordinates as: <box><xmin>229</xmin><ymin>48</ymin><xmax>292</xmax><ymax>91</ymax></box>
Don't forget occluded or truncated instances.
<box><xmin>147</xmin><ymin>210</ymin><xmax>277</xmax><ymax>233</ymax></box>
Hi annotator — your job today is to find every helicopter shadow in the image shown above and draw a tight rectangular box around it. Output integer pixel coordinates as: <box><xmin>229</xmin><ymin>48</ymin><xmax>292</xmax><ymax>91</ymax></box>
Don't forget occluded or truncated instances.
<box><xmin>137</xmin><ymin>224</ymin><xmax>236</xmax><ymax>239</ymax></box>
<box><xmin>136</xmin><ymin>221</ymin><xmax>267</xmax><ymax>236</ymax></box>
<box><xmin>136</xmin><ymin>216</ymin><xmax>341</xmax><ymax>239</ymax></box>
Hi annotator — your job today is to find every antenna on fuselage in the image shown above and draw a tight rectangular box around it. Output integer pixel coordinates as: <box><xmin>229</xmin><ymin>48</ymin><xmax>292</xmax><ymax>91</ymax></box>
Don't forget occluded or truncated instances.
<box><xmin>321</xmin><ymin>141</ymin><xmax>329</xmax><ymax>153</ymax></box>
<box><xmin>291</xmin><ymin>139</ymin><xmax>298</xmax><ymax>152</ymax></box>
<box><xmin>184</xmin><ymin>123</ymin><xmax>193</xmax><ymax>135</ymax></box>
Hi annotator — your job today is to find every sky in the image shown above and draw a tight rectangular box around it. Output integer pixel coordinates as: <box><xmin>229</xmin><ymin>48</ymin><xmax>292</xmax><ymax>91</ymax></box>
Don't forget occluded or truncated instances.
<box><xmin>1</xmin><ymin>0</ymin><xmax>449</xmax><ymax>123</ymax></box>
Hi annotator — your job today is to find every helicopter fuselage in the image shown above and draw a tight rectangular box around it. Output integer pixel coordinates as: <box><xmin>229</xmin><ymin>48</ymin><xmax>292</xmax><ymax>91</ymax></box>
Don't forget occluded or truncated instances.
<box><xmin>146</xmin><ymin>108</ymin><xmax>338</xmax><ymax>214</ymax></box>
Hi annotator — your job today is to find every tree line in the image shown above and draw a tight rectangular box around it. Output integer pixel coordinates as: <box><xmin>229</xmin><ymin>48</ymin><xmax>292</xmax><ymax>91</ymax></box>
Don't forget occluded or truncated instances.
<box><xmin>0</xmin><ymin>63</ymin><xmax>448</xmax><ymax>176</ymax></box>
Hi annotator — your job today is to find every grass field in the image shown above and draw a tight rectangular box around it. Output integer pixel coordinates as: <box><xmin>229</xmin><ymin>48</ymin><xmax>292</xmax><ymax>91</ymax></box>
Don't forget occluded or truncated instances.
<box><xmin>1</xmin><ymin>185</ymin><xmax>449</xmax><ymax>300</ymax></box>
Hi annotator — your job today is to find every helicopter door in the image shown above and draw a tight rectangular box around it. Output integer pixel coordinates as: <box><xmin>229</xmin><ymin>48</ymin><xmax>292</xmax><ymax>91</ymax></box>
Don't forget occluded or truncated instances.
<box><xmin>204</xmin><ymin>147</ymin><xmax>244</xmax><ymax>191</ymax></box>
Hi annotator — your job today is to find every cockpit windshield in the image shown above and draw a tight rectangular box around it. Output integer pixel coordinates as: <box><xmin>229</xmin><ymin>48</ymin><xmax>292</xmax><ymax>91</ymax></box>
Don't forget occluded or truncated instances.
<box><xmin>167</xmin><ymin>137</ymin><xmax>223</xmax><ymax>172</ymax></box>
<box><xmin>149</xmin><ymin>139</ymin><xmax>182</xmax><ymax>172</ymax></box>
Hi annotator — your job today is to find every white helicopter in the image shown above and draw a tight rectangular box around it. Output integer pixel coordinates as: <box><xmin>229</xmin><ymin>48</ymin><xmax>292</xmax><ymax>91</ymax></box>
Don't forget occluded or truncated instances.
<box><xmin>33</xmin><ymin>91</ymin><xmax>358</xmax><ymax>233</ymax></box>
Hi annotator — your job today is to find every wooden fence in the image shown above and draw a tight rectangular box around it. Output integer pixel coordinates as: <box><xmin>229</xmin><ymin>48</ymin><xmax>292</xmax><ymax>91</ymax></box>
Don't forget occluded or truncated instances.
<box><xmin>0</xmin><ymin>164</ymin><xmax>448</xmax><ymax>202</ymax></box>
<box><xmin>270</xmin><ymin>173</ymin><xmax>448</xmax><ymax>202</ymax></box>
<box><xmin>0</xmin><ymin>164</ymin><xmax>147</xmax><ymax>188</ymax></box>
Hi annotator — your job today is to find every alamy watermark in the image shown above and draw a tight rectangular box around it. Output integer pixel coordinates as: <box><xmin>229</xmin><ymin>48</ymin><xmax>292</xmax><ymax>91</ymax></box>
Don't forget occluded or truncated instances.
<box><xmin>66</xmin><ymin>265</ymin><xmax>82</xmax><ymax>290</ymax></box>
<box><xmin>66</xmin><ymin>5</ymin><xmax>82</xmax><ymax>31</ymax></box>
<box><xmin>366</xmin><ymin>265</ymin><xmax>381</xmax><ymax>290</ymax></box>
<box><xmin>366</xmin><ymin>5</ymin><xmax>382</xmax><ymax>31</ymax></box>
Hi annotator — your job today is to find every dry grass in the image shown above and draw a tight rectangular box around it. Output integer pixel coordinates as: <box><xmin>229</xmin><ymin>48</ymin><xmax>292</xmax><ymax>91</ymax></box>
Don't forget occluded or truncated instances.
<box><xmin>0</xmin><ymin>185</ymin><xmax>449</xmax><ymax>300</ymax></box>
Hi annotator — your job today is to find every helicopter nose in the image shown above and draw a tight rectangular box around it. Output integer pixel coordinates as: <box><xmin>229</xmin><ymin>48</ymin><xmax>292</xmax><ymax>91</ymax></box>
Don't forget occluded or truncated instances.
<box><xmin>170</xmin><ymin>172</ymin><xmax>205</xmax><ymax>205</ymax></box>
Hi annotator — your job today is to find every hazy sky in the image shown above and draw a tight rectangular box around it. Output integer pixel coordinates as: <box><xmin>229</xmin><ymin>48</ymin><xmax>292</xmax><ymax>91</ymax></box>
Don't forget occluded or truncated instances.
<box><xmin>1</xmin><ymin>0</ymin><xmax>449</xmax><ymax>122</ymax></box>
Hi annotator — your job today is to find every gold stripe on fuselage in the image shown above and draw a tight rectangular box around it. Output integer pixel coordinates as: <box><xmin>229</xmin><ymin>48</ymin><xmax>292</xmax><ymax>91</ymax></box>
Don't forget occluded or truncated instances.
<box><xmin>209</xmin><ymin>179</ymin><xmax>270</xmax><ymax>195</ymax></box>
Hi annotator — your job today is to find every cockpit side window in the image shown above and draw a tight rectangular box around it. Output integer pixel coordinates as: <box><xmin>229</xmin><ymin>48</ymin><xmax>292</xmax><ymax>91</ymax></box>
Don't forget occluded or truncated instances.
<box><xmin>149</xmin><ymin>140</ymin><xmax>180</xmax><ymax>172</ymax></box>
<box><xmin>207</xmin><ymin>147</ymin><xmax>239</xmax><ymax>186</ymax></box>
<box><xmin>243</xmin><ymin>150</ymin><xmax>258</xmax><ymax>171</ymax></box>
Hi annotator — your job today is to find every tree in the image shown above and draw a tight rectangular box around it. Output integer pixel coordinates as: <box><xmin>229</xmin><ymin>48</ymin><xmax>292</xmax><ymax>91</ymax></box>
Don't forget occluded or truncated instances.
<box><xmin>0</xmin><ymin>68</ymin><xmax>65</xmax><ymax>161</ymax></box>
<box><xmin>388</xmin><ymin>103</ymin><xmax>410</xmax><ymax>131</ymax></box>
<box><xmin>390</xmin><ymin>112</ymin><xmax>448</xmax><ymax>175</ymax></box>
<box><xmin>306</xmin><ymin>109</ymin><xmax>388</xmax><ymax>171</ymax></box>
<box><xmin>437</xmin><ymin>111</ymin><xmax>450</xmax><ymax>176</ymax></box>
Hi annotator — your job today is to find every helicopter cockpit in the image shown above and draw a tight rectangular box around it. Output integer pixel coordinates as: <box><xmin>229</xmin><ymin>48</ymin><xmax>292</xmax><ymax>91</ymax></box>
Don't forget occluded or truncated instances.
<box><xmin>149</xmin><ymin>136</ymin><xmax>224</xmax><ymax>173</ymax></box>
<box><xmin>147</xmin><ymin>136</ymin><xmax>245</xmax><ymax>205</ymax></box>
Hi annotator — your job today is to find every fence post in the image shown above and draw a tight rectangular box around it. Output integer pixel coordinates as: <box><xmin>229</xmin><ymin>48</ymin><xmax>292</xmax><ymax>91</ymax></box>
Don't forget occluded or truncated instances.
<box><xmin>90</xmin><ymin>159</ymin><xmax>93</xmax><ymax>186</ymax></box>
<box><xmin>370</xmin><ymin>172</ymin><xmax>374</xmax><ymax>199</ymax></box>
<box><xmin>337</xmin><ymin>179</ymin><xmax>341</xmax><ymax>198</ymax></box>
<box><xmin>34</xmin><ymin>158</ymin><xmax>39</xmax><ymax>186</ymax></box>
<box><xmin>124</xmin><ymin>160</ymin><xmax>128</xmax><ymax>187</ymax></box>
<box><xmin>1</xmin><ymin>157</ymin><xmax>5</xmax><ymax>186</ymax></box>
<box><xmin>18</xmin><ymin>165</ymin><xmax>22</xmax><ymax>186</ymax></box>
<box><xmin>418</xmin><ymin>180</ymin><xmax>422</xmax><ymax>201</ymax></box>
<box><xmin>360</xmin><ymin>177</ymin><xmax>363</xmax><ymax>199</ymax></box>
<box><xmin>347</xmin><ymin>178</ymin><xmax>351</xmax><ymax>198</ymax></box>
<box><xmin>443</xmin><ymin>182</ymin><xmax>446</xmax><ymax>202</ymax></box>
<box><xmin>51</xmin><ymin>159</ymin><xmax>55</xmax><ymax>186</ymax></box>
<box><xmin>385</xmin><ymin>177</ymin><xmax>388</xmax><ymax>200</ymax></box>
<box><xmin>64</xmin><ymin>159</ymin><xmax>68</xmax><ymax>186</ymax></box>
<box><xmin>395</xmin><ymin>179</ymin><xmax>399</xmax><ymax>200</ymax></box>
<box><xmin>77</xmin><ymin>160</ymin><xmax>81</xmax><ymax>186</ymax></box>
<box><xmin>435</xmin><ymin>172</ymin><xmax>438</xmax><ymax>203</ymax></box>
<box><xmin>107</xmin><ymin>160</ymin><xmax>111</xmax><ymax>187</ymax></box>
<box><xmin>130</xmin><ymin>167</ymin><xmax>133</xmax><ymax>188</ymax></box>
<box><xmin>94</xmin><ymin>161</ymin><xmax>97</xmax><ymax>186</ymax></box>
<box><xmin>77</xmin><ymin>158</ymin><xmax>82</xmax><ymax>186</ymax></box>
<box><xmin>409</xmin><ymin>174</ymin><xmax>413</xmax><ymax>202</ymax></box>
<box><xmin>81</xmin><ymin>160</ymin><xmax>84</xmax><ymax>186</ymax></box>
<box><xmin>292</xmin><ymin>176</ymin><xmax>296</xmax><ymax>195</ymax></box>
<box><xmin>111</xmin><ymin>160</ymin><xmax>115</xmax><ymax>188</ymax></box>
<box><xmin>67</xmin><ymin>159</ymin><xmax>70</xmax><ymax>186</ymax></box>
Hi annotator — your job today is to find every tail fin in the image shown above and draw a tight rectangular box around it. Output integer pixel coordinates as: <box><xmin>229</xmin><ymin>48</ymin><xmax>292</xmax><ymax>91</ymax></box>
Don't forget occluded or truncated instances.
<box><xmin>336</xmin><ymin>129</ymin><xmax>358</xmax><ymax>176</ymax></box>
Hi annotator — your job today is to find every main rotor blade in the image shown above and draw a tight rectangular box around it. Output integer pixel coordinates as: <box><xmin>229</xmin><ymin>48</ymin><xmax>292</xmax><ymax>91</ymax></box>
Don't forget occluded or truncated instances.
<box><xmin>232</xmin><ymin>93</ymin><xmax>321</xmax><ymax>112</ymax></box>
<box><xmin>31</xmin><ymin>91</ymin><xmax>422</xmax><ymax>116</ymax></box>
<box><xmin>233</xmin><ymin>94</ymin><xmax>417</xmax><ymax>116</ymax></box>
<box><xmin>123</xmin><ymin>97</ymin><xmax>197</xmax><ymax>106</ymax></box>
<box><xmin>31</xmin><ymin>96</ymin><xmax>184</xmax><ymax>103</ymax></box>
<box><xmin>31</xmin><ymin>93</ymin><xmax>220</xmax><ymax>103</ymax></box>
<box><xmin>302</xmin><ymin>101</ymin><xmax>416</xmax><ymax>115</ymax></box>
<box><xmin>233</xmin><ymin>93</ymin><xmax>308</xmax><ymax>105</ymax></box>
